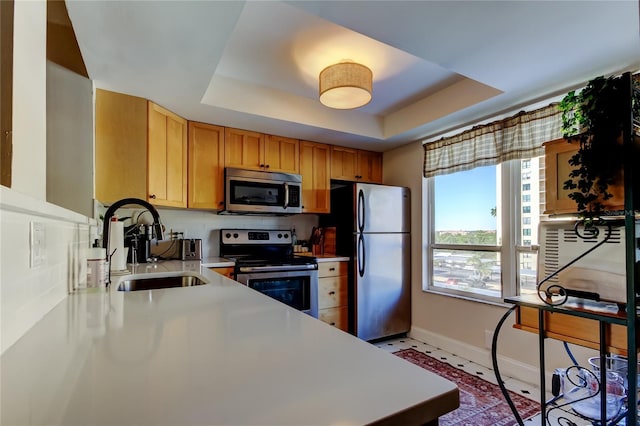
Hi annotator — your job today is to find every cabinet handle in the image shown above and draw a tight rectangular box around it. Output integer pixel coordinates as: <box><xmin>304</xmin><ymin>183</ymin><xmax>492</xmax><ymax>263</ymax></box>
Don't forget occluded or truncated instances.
<box><xmin>149</xmin><ymin>194</ymin><xmax>157</xmax><ymax>199</ymax></box>
<box><xmin>265</xmin><ymin>164</ymin><xmax>270</xmax><ymax>169</ymax></box>
<box><xmin>329</xmin><ymin>291</ymin><xmax>336</xmax><ymax>295</ymax></box>
<box><xmin>329</xmin><ymin>267</ymin><xmax>336</xmax><ymax>271</ymax></box>
<box><xmin>260</xmin><ymin>164</ymin><xmax>265</xmax><ymax>168</ymax></box>
<box><xmin>330</xmin><ymin>322</ymin><xmax>336</xmax><ymax>326</ymax></box>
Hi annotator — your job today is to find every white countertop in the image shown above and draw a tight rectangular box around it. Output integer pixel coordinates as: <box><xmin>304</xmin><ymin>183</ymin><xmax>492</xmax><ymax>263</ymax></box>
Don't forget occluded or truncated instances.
<box><xmin>1</xmin><ymin>261</ymin><xmax>458</xmax><ymax>426</ymax></box>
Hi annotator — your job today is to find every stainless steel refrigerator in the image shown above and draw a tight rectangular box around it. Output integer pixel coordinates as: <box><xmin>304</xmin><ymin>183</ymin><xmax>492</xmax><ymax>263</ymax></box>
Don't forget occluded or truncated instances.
<box><xmin>324</xmin><ymin>182</ymin><xmax>411</xmax><ymax>341</ymax></box>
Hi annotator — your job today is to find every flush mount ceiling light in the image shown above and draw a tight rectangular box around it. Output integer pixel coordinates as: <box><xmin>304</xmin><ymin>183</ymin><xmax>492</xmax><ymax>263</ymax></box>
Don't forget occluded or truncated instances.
<box><xmin>319</xmin><ymin>61</ymin><xmax>372</xmax><ymax>109</ymax></box>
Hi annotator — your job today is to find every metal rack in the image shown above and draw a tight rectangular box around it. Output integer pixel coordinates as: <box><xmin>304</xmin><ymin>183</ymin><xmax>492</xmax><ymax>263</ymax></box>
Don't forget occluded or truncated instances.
<box><xmin>505</xmin><ymin>72</ymin><xmax>638</xmax><ymax>425</ymax></box>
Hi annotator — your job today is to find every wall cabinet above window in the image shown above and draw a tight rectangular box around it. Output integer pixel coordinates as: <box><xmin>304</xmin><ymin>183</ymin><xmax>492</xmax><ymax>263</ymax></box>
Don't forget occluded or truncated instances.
<box><xmin>543</xmin><ymin>138</ymin><xmax>624</xmax><ymax>215</ymax></box>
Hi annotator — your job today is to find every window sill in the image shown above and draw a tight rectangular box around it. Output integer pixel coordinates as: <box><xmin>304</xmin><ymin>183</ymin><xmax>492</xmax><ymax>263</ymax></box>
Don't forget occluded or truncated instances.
<box><xmin>422</xmin><ymin>287</ymin><xmax>514</xmax><ymax>309</ymax></box>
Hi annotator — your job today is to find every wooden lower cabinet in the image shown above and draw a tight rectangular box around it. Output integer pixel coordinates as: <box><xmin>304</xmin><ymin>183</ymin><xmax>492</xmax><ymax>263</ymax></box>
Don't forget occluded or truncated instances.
<box><xmin>317</xmin><ymin>261</ymin><xmax>349</xmax><ymax>331</ymax></box>
<box><xmin>515</xmin><ymin>306</ymin><xmax>631</xmax><ymax>355</ymax></box>
<box><xmin>210</xmin><ymin>266</ymin><xmax>235</xmax><ymax>280</ymax></box>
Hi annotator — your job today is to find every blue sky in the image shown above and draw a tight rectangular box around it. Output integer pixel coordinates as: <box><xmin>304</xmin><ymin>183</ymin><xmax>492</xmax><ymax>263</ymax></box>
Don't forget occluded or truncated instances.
<box><xmin>434</xmin><ymin>166</ymin><xmax>497</xmax><ymax>231</ymax></box>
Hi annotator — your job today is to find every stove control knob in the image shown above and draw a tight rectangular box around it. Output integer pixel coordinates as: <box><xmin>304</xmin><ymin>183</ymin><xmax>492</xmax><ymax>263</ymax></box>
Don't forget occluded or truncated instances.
<box><xmin>284</xmin><ymin>233</ymin><xmax>289</xmax><ymax>238</ymax></box>
<box><xmin>277</xmin><ymin>233</ymin><xmax>282</xmax><ymax>239</ymax></box>
<box><xmin>225</xmin><ymin>233</ymin><xmax>231</xmax><ymax>239</ymax></box>
<box><xmin>233</xmin><ymin>233</ymin><xmax>239</xmax><ymax>239</ymax></box>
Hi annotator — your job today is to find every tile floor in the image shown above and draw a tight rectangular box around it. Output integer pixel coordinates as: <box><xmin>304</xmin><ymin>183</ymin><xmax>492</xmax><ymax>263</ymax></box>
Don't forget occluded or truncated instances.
<box><xmin>374</xmin><ymin>336</ymin><xmax>599</xmax><ymax>425</ymax></box>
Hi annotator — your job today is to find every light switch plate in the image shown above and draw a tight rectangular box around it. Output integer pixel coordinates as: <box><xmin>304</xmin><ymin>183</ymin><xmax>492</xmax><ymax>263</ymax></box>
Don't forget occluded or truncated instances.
<box><xmin>30</xmin><ymin>221</ymin><xmax>46</xmax><ymax>268</ymax></box>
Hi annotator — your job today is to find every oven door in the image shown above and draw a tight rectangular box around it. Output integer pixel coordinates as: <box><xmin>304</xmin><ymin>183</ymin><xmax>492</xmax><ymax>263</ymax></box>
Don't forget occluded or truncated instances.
<box><xmin>235</xmin><ymin>268</ymin><xmax>318</xmax><ymax>318</ymax></box>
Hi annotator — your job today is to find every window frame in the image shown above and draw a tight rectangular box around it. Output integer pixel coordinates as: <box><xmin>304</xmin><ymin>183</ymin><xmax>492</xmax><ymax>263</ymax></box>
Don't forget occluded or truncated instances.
<box><xmin>423</xmin><ymin>160</ymin><xmax>531</xmax><ymax>304</ymax></box>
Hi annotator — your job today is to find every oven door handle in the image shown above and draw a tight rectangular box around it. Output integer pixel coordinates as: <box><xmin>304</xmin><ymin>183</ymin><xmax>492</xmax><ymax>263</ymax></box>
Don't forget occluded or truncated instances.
<box><xmin>237</xmin><ymin>264</ymin><xmax>318</xmax><ymax>273</ymax></box>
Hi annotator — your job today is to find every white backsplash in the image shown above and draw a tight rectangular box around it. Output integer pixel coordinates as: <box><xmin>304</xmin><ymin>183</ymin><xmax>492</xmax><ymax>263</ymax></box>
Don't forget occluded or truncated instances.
<box><xmin>104</xmin><ymin>207</ymin><xmax>320</xmax><ymax>259</ymax></box>
<box><xmin>1</xmin><ymin>188</ymin><xmax>91</xmax><ymax>354</ymax></box>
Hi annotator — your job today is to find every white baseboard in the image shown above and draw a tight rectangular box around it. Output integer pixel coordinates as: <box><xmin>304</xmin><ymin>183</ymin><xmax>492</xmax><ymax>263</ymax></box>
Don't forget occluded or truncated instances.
<box><xmin>409</xmin><ymin>325</ymin><xmax>550</xmax><ymax>390</ymax></box>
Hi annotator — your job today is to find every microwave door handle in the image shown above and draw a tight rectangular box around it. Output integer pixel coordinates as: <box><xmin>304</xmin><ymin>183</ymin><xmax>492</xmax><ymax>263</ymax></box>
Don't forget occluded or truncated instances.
<box><xmin>283</xmin><ymin>183</ymin><xmax>289</xmax><ymax>209</ymax></box>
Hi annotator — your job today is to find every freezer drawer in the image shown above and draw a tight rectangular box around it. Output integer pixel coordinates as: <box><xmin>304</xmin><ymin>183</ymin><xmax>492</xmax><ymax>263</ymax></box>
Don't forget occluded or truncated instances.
<box><xmin>354</xmin><ymin>232</ymin><xmax>410</xmax><ymax>341</ymax></box>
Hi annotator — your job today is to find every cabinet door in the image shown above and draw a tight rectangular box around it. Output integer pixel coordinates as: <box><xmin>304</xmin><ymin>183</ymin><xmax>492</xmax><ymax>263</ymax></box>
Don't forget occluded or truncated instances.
<box><xmin>210</xmin><ymin>267</ymin><xmax>235</xmax><ymax>280</ymax></box>
<box><xmin>544</xmin><ymin>138</ymin><xmax>624</xmax><ymax>214</ymax></box>
<box><xmin>148</xmin><ymin>102</ymin><xmax>187</xmax><ymax>208</ymax></box>
<box><xmin>357</xmin><ymin>150</ymin><xmax>383</xmax><ymax>183</ymax></box>
<box><xmin>330</xmin><ymin>146</ymin><xmax>358</xmax><ymax>181</ymax></box>
<box><xmin>300</xmin><ymin>141</ymin><xmax>331</xmax><ymax>213</ymax></box>
<box><xmin>188</xmin><ymin>121</ymin><xmax>225</xmax><ymax>210</ymax></box>
<box><xmin>264</xmin><ymin>135</ymin><xmax>299</xmax><ymax>173</ymax></box>
<box><xmin>95</xmin><ymin>89</ymin><xmax>148</xmax><ymax>203</ymax></box>
<box><xmin>224</xmin><ymin>128</ymin><xmax>265</xmax><ymax>170</ymax></box>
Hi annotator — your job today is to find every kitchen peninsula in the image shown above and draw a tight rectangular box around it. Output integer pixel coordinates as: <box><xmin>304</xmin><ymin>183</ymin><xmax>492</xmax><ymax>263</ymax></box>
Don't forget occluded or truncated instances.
<box><xmin>1</xmin><ymin>261</ymin><xmax>458</xmax><ymax>426</ymax></box>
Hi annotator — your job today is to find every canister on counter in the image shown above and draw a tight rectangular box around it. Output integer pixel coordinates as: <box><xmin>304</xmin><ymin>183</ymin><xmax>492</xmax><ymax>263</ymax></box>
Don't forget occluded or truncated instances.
<box><xmin>86</xmin><ymin>247</ymin><xmax>108</xmax><ymax>289</ymax></box>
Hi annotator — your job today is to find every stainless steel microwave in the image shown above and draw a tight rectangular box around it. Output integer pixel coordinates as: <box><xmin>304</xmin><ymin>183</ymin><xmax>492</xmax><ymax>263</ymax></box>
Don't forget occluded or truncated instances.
<box><xmin>223</xmin><ymin>168</ymin><xmax>303</xmax><ymax>215</ymax></box>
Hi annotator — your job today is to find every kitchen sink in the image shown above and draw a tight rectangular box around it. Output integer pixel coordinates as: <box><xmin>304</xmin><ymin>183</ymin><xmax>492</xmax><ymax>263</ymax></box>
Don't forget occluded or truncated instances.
<box><xmin>117</xmin><ymin>273</ymin><xmax>209</xmax><ymax>291</ymax></box>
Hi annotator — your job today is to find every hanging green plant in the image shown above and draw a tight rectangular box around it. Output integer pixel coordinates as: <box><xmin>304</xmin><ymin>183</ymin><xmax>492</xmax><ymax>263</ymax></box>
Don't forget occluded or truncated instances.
<box><xmin>557</xmin><ymin>73</ymin><xmax>639</xmax><ymax>219</ymax></box>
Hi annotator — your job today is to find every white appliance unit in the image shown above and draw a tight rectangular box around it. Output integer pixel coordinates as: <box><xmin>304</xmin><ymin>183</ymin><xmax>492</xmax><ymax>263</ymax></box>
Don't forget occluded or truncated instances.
<box><xmin>538</xmin><ymin>220</ymin><xmax>639</xmax><ymax>305</ymax></box>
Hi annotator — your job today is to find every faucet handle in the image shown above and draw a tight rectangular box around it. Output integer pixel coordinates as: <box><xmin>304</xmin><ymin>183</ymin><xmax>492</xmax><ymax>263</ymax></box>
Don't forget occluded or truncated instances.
<box><xmin>153</xmin><ymin>222</ymin><xmax>164</xmax><ymax>241</ymax></box>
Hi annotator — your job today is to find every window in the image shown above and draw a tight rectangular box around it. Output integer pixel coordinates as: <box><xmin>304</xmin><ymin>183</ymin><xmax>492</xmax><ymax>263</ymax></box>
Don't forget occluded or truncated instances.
<box><xmin>522</xmin><ymin>159</ymin><xmax>531</xmax><ymax>169</ymax></box>
<box><xmin>425</xmin><ymin>157</ymin><xmax>542</xmax><ymax>301</ymax></box>
<box><xmin>522</xmin><ymin>194</ymin><xmax>531</xmax><ymax>202</ymax></box>
<box><xmin>522</xmin><ymin>183</ymin><xmax>531</xmax><ymax>191</ymax></box>
<box><xmin>523</xmin><ymin>217</ymin><xmax>531</xmax><ymax>225</ymax></box>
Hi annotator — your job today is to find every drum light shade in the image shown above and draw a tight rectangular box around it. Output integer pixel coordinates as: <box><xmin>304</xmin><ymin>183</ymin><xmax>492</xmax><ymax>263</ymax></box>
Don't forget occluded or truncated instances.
<box><xmin>319</xmin><ymin>62</ymin><xmax>372</xmax><ymax>109</ymax></box>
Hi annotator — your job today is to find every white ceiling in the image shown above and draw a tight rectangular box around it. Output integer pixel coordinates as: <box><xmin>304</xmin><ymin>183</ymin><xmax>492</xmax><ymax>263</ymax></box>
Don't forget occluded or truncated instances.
<box><xmin>66</xmin><ymin>0</ymin><xmax>640</xmax><ymax>152</ymax></box>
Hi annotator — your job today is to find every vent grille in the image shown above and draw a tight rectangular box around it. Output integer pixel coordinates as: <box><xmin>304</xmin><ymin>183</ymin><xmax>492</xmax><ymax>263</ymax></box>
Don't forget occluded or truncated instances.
<box><xmin>543</xmin><ymin>228</ymin><xmax>559</xmax><ymax>284</ymax></box>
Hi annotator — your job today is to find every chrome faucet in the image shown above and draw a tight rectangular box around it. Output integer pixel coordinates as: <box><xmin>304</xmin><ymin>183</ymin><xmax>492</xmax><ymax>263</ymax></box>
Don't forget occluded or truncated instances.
<box><xmin>102</xmin><ymin>198</ymin><xmax>164</xmax><ymax>280</ymax></box>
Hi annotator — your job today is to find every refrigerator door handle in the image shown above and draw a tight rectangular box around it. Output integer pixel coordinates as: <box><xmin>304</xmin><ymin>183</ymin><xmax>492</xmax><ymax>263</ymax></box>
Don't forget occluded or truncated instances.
<box><xmin>357</xmin><ymin>188</ymin><xmax>365</xmax><ymax>232</ymax></box>
<box><xmin>357</xmin><ymin>234</ymin><xmax>366</xmax><ymax>277</ymax></box>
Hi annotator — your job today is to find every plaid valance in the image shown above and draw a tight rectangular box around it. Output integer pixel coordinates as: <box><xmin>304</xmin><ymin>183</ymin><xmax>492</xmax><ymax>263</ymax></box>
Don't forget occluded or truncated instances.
<box><xmin>423</xmin><ymin>103</ymin><xmax>563</xmax><ymax>178</ymax></box>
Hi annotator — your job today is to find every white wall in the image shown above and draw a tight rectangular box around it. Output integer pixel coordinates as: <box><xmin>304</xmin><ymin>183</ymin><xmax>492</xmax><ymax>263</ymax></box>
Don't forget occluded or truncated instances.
<box><xmin>46</xmin><ymin>61</ymin><xmax>94</xmax><ymax>217</ymax></box>
<box><xmin>11</xmin><ymin>0</ymin><xmax>47</xmax><ymax>199</ymax></box>
<box><xmin>383</xmin><ymin>141</ymin><xmax>597</xmax><ymax>386</ymax></box>
<box><xmin>1</xmin><ymin>1</ymin><xmax>92</xmax><ymax>354</ymax></box>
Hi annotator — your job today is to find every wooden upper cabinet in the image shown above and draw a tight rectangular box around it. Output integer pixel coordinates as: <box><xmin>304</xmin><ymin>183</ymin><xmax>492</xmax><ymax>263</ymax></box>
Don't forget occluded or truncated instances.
<box><xmin>224</xmin><ymin>128</ymin><xmax>265</xmax><ymax>170</ymax></box>
<box><xmin>330</xmin><ymin>146</ymin><xmax>358</xmax><ymax>181</ymax></box>
<box><xmin>331</xmin><ymin>146</ymin><xmax>382</xmax><ymax>183</ymax></box>
<box><xmin>300</xmin><ymin>141</ymin><xmax>331</xmax><ymax>214</ymax></box>
<box><xmin>188</xmin><ymin>121</ymin><xmax>225</xmax><ymax>210</ymax></box>
<box><xmin>264</xmin><ymin>135</ymin><xmax>299</xmax><ymax>173</ymax></box>
<box><xmin>148</xmin><ymin>102</ymin><xmax>187</xmax><ymax>208</ymax></box>
<box><xmin>95</xmin><ymin>89</ymin><xmax>148</xmax><ymax>204</ymax></box>
<box><xmin>357</xmin><ymin>150</ymin><xmax>383</xmax><ymax>183</ymax></box>
<box><xmin>544</xmin><ymin>138</ymin><xmax>624</xmax><ymax>215</ymax></box>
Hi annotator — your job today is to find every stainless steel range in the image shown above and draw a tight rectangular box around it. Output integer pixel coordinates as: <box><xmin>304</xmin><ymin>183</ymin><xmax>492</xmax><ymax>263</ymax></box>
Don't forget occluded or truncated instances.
<box><xmin>220</xmin><ymin>229</ymin><xmax>318</xmax><ymax>317</ymax></box>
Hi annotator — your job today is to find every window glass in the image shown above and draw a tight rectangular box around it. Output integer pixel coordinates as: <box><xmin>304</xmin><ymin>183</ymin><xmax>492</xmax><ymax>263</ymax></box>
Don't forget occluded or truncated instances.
<box><xmin>426</xmin><ymin>157</ymin><xmax>542</xmax><ymax>302</ymax></box>
<box><xmin>432</xmin><ymin>249</ymin><xmax>501</xmax><ymax>298</ymax></box>
<box><xmin>434</xmin><ymin>166</ymin><xmax>498</xmax><ymax>246</ymax></box>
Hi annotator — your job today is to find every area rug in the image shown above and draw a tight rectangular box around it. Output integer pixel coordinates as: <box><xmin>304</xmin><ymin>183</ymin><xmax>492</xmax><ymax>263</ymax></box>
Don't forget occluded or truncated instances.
<box><xmin>393</xmin><ymin>348</ymin><xmax>539</xmax><ymax>426</ymax></box>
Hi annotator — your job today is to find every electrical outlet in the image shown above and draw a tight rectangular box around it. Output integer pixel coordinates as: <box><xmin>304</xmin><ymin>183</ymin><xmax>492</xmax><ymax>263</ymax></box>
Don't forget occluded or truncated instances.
<box><xmin>30</xmin><ymin>221</ymin><xmax>46</xmax><ymax>268</ymax></box>
<box><xmin>484</xmin><ymin>330</ymin><xmax>494</xmax><ymax>349</ymax></box>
